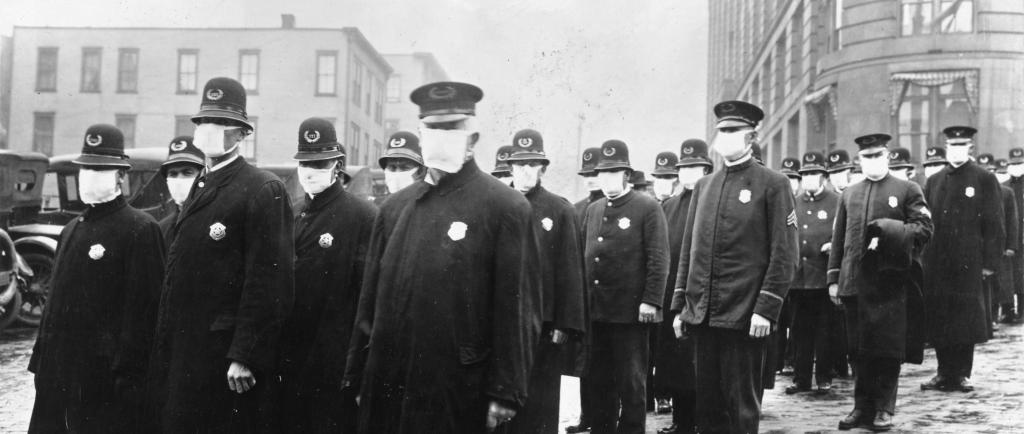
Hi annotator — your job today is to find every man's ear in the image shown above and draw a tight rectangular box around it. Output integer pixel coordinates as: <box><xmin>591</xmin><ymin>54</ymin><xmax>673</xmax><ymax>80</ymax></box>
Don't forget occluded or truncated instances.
<box><xmin>539</xmin><ymin>165</ymin><xmax>548</xmax><ymax>176</ymax></box>
<box><xmin>468</xmin><ymin>132</ymin><xmax>480</xmax><ymax>147</ymax></box>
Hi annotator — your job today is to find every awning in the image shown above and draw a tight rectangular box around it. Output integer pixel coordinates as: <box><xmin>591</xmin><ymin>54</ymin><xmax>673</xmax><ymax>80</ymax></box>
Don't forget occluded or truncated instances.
<box><xmin>889</xmin><ymin>70</ymin><xmax>979</xmax><ymax>115</ymax></box>
<box><xmin>804</xmin><ymin>85</ymin><xmax>838</xmax><ymax>120</ymax></box>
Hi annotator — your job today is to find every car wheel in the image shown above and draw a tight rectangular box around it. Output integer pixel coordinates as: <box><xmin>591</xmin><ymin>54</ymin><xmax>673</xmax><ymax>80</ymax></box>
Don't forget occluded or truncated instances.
<box><xmin>0</xmin><ymin>289</ymin><xmax>21</xmax><ymax>332</ymax></box>
<box><xmin>17</xmin><ymin>252</ymin><xmax>53</xmax><ymax>327</ymax></box>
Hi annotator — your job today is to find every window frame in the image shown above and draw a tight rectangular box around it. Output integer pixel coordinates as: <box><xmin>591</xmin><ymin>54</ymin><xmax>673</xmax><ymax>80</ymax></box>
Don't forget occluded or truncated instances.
<box><xmin>387</xmin><ymin>74</ymin><xmax>402</xmax><ymax>102</ymax></box>
<box><xmin>351</xmin><ymin>59</ymin><xmax>364</xmax><ymax>105</ymax></box>
<box><xmin>316</xmin><ymin>50</ymin><xmax>338</xmax><ymax>96</ymax></box>
<box><xmin>36</xmin><ymin>47</ymin><xmax>58</xmax><ymax>92</ymax></box>
<box><xmin>33</xmin><ymin>112</ymin><xmax>56</xmax><ymax>155</ymax></box>
<box><xmin>238</xmin><ymin>49</ymin><xmax>260</xmax><ymax>94</ymax></box>
<box><xmin>115</xmin><ymin>113</ymin><xmax>137</xmax><ymax>148</ymax></box>
<box><xmin>177</xmin><ymin>49</ymin><xmax>199</xmax><ymax>94</ymax></box>
<box><xmin>900</xmin><ymin>0</ymin><xmax>974</xmax><ymax>37</ymax></box>
<box><xmin>80</xmin><ymin>46</ymin><xmax>103</xmax><ymax>93</ymax></box>
<box><xmin>117</xmin><ymin>48</ymin><xmax>139</xmax><ymax>94</ymax></box>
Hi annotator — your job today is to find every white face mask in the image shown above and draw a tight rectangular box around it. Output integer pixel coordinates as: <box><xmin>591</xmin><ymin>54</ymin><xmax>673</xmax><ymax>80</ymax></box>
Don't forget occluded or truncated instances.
<box><xmin>583</xmin><ymin>176</ymin><xmax>601</xmax><ymax>192</ymax></box>
<box><xmin>947</xmin><ymin>145</ymin><xmax>971</xmax><ymax>165</ymax></box>
<box><xmin>712</xmin><ymin>129</ymin><xmax>751</xmax><ymax>161</ymax></box>
<box><xmin>78</xmin><ymin>168</ymin><xmax>121</xmax><ymax>205</ymax></box>
<box><xmin>997</xmin><ymin>173</ymin><xmax>1011</xmax><ymax>184</ymax></box>
<box><xmin>800</xmin><ymin>173</ymin><xmax>822</xmax><ymax>193</ymax></box>
<box><xmin>860</xmin><ymin>156</ymin><xmax>889</xmax><ymax>180</ymax></box>
<box><xmin>829</xmin><ymin>170</ymin><xmax>850</xmax><ymax>190</ymax></box>
<box><xmin>384</xmin><ymin>168</ymin><xmax>418</xmax><ymax>193</ymax></box>
<box><xmin>889</xmin><ymin>168</ymin><xmax>910</xmax><ymax>181</ymax></box>
<box><xmin>652</xmin><ymin>177</ymin><xmax>677</xmax><ymax>200</ymax></box>
<box><xmin>297</xmin><ymin>162</ymin><xmax>337</xmax><ymax>196</ymax></box>
<box><xmin>511</xmin><ymin>164</ymin><xmax>543</xmax><ymax>193</ymax></box>
<box><xmin>597</xmin><ymin>170</ymin><xmax>627</xmax><ymax>198</ymax></box>
<box><xmin>166</xmin><ymin>177</ymin><xmax>196</xmax><ymax>206</ymax></box>
<box><xmin>677</xmin><ymin>167</ymin><xmax>706</xmax><ymax>190</ymax></box>
<box><xmin>419</xmin><ymin>127</ymin><xmax>472</xmax><ymax>173</ymax></box>
<box><xmin>495</xmin><ymin>175</ymin><xmax>513</xmax><ymax>187</ymax></box>
<box><xmin>194</xmin><ymin>123</ymin><xmax>240</xmax><ymax>159</ymax></box>
<box><xmin>850</xmin><ymin>172</ymin><xmax>866</xmax><ymax>185</ymax></box>
<box><xmin>923</xmin><ymin>165</ymin><xmax>945</xmax><ymax>179</ymax></box>
<box><xmin>1009</xmin><ymin>163</ymin><xmax>1024</xmax><ymax>178</ymax></box>
<box><xmin>789</xmin><ymin>178</ymin><xmax>801</xmax><ymax>194</ymax></box>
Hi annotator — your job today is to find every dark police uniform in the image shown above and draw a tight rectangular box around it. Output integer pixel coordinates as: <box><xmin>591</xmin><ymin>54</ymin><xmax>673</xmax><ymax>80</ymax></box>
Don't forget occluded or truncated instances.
<box><xmin>150</xmin><ymin>77</ymin><xmax>295</xmax><ymax>433</ymax></box>
<box><xmin>787</xmin><ymin>151</ymin><xmax>839</xmax><ymax>392</ymax></box>
<box><xmin>922</xmin><ymin>127</ymin><xmax>1004</xmax><ymax>389</ymax></box>
<box><xmin>670</xmin><ymin>101</ymin><xmax>798</xmax><ymax>434</ymax></box>
<box><xmin>504</xmin><ymin>129</ymin><xmax>586</xmax><ymax>434</ymax></box>
<box><xmin>344</xmin><ymin>82</ymin><xmax>542</xmax><ymax>434</ymax></box>
<box><xmin>976</xmin><ymin>154</ymin><xmax>1017</xmax><ymax>335</ymax></box>
<box><xmin>278</xmin><ymin>118</ymin><xmax>377</xmax><ymax>434</ymax></box>
<box><xmin>827</xmin><ymin>134</ymin><xmax>932</xmax><ymax>429</ymax></box>
<box><xmin>582</xmin><ymin>140</ymin><xmax>669</xmax><ymax>434</ymax></box>
<box><xmin>1005</xmin><ymin>147</ymin><xmax>1024</xmax><ymax>320</ymax></box>
<box><xmin>29</xmin><ymin>125</ymin><xmax>165</xmax><ymax>434</ymax></box>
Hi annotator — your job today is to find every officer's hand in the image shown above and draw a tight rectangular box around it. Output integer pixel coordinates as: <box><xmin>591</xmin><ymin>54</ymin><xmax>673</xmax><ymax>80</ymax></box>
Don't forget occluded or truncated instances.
<box><xmin>227</xmin><ymin>361</ymin><xmax>256</xmax><ymax>394</ymax></box>
<box><xmin>867</xmin><ymin>237</ymin><xmax>879</xmax><ymax>251</ymax></box>
<box><xmin>748</xmin><ymin>313</ymin><xmax>771</xmax><ymax>338</ymax></box>
<box><xmin>551</xmin><ymin>329</ymin><xmax>568</xmax><ymax>344</ymax></box>
<box><xmin>821</xmin><ymin>242</ymin><xmax>832</xmax><ymax>254</ymax></box>
<box><xmin>1005</xmin><ymin>249</ymin><xmax>1016</xmax><ymax>257</ymax></box>
<box><xmin>828</xmin><ymin>284</ymin><xmax>841</xmax><ymax>306</ymax></box>
<box><xmin>486</xmin><ymin>400</ymin><xmax>517</xmax><ymax>432</ymax></box>
<box><xmin>673</xmin><ymin>314</ymin><xmax>684</xmax><ymax>339</ymax></box>
<box><xmin>638</xmin><ymin>303</ymin><xmax>658</xmax><ymax>323</ymax></box>
<box><xmin>982</xmin><ymin>268</ymin><xmax>995</xmax><ymax>278</ymax></box>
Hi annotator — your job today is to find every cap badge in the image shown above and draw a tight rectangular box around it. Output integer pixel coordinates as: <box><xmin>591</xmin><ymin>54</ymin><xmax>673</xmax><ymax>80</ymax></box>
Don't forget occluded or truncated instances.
<box><xmin>318</xmin><ymin>233</ymin><xmax>334</xmax><ymax>248</ymax></box>
<box><xmin>517</xmin><ymin>137</ymin><xmax>533</xmax><ymax>148</ymax></box>
<box><xmin>784</xmin><ymin>161</ymin><xmax>793</xmax><ymax>167</ymax></box>
<box><xmin>583</xmin><ymin>152</ymin><xmax>593</xmax><ymax>161</ymax></box>
<box><xmin>88</xmin><ymin>244</ymin><xmax>105</xmax><ymax>260</ymax></box>
<box><xmin>447</xmin><ymin>221</ymin><xmax>468</xmax><ymax>241</ymax></box>
<box><xmin>683</xmin><ymin>147</ymin><xmax>694</xmax><ymax>155</ymax></box>
<box><xmin>888</xmin><ymin>196</ymin><xmax>898</xmax><ymax>208</ymax></box>
<box><xmin>85</xmin><ymin>134</ymin><xmax>103</xmax><ymax>147</ymax></box>
<box><xmin>618</xmin><ymin>217</ymin><xmax>631</xmax><ymax>230</ymax></box>
<box><xmin>657</xmin><ymin>157</ymin><xmax>669</xmax><ymax>166</ymax></box>
<box><xmin>927</xmin><ymin>149</ymin><xmax>936</xmax><ymax>156</ymax></box>
<box><xmin>720</xmin><ymin>103</ymin><xmax>735</xmax><ymax>113</ymax></box>
<box><xmin>497</xmin><ymin>152</ymin><xmax>509</xmax><ymax>161</ymax></box>
<box><xmin>980</xmin><ymin>156</ymin><xmax>990</xmax><ymax>163</ymax></box>
<box><xmin>965</xmin><ymin>186</ymin><xmax>975</xmax><ymax>198</ymax></box>
<box><xmin>206</xmin><ymin>88</ymin><xmax>224</xmax><ymax>101</ymax></box>
<box><xmin>170</xmin><ymin>141</ymin><xmax>188</xmax><ymax>152</ymax></box>
<box><xmin>541</xmin><ymin>217</ymin><xmax>553</xmax><ymax>232</ymax></box>
<box><xmin>389</xmin><ymin>137</ymin><xmax>406</xmax><ymax>148</ymax></box>
<box><xmin>603</xmin><ymin>147</ymin><xmax>616</xmax><ymax>157</ymax></box>
<box><xmin>428</xmin><ymin>85</ymin><xmax>457</xmax><ymax>100</ymax></box>
<box><xmin>209</xmin><ymin>222</ymin><xmax>227</xmax><ymax>241</ymax></box>
<box><xmin>830</xmin><ymin>154</ymin><xmax>840</xmax><ymax>162</ymax></box>
<box><xmin>739</xmin><ymin>189</ymin><xmax>751</xmax><ymax>204</ymax></box>
<box><xmin>862</xmin><ymin>136</ymin><xmax>877</xmax><ymax>145</ymax></box>
<box><xmin>304</xmin><ymin>130</ymin><xmax>321</xmax><ymax>144</ymax></box>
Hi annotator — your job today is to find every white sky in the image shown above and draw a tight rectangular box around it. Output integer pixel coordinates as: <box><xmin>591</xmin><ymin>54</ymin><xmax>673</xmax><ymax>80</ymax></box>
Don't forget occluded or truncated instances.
<box><xmin>0</xmin><ymin>0</ymin><xmax>708</xmax><ymax>199</ymax></box>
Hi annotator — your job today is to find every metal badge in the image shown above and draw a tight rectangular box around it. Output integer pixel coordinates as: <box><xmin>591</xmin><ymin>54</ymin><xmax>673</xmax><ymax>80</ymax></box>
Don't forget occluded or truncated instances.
<box><xmin>541</xmin><ymin>217</ymin><xmax>553</xmax><ymax>232</ymax></box>
<box><xmin>618</xmin><ymin>217</ymin><xmax>631</xmax><ymax>230</ymax></box>
<box><xmin>965</xmin><ymin>186</ymin><xmax>975</xmax><ymax>198</ymax></box>
<box><xmin>817</xmin><ymin>210</ymin><xmax>828</xmax><ymax>220</ymax></box>
<box><xmin>448</xmin><ymin>221</ymin><xmax>468</xmax><ymax>241</ymax></box>
<box><xmin>88</xmin><ymin>244</ymin><xmax>105</xmax><ymax>260</ymax></box>
<box><xmin>739</xmin><ymin>189</ymin><xmax>752</xmax><ymax>204</ymax></box>
<box><xmin>319</xmin><ymin>233</ymin><xmax>333</xmax><ymax>248</ymax></box>
<box><xmin>209</xmin><ymin>222</ymin><xmax>227</xmax><ymax>241</ymax></box>
<box><xmin>889</xmin><ymin>196</ymin><xmax>898</xmax><ymax>208</ymax></box>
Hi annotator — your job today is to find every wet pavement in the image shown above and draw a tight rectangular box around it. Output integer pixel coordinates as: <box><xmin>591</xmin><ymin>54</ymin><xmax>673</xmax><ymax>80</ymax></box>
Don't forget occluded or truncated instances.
<box><xmin>1</xmin><ymin>323</ymin><xmax>1021</xmax><ymax>433</ymax></box>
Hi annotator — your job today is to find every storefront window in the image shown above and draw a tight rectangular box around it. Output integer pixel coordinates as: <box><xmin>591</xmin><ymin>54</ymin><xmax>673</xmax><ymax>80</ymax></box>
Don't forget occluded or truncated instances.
<box><xmin>901</xmin><ymin>0</ymin><xmax>973</xmax><ymax>36</ymax></box>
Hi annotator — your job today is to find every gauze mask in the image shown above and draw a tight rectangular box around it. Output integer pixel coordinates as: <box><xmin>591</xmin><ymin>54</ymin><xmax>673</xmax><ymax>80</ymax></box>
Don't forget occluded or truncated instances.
<box><xmin>496</xmin><ymin>175</ymin><xmax>513</xmax><ymax>187</ymax></box>
<box><xmin>924</xmin><ymin>165</ymin><xmax>945</xmax><ymax>179</ymax></box>
<box><xmin>166</xmin><ymin>177</ymin><xmax>196</xmax><ymax>205</ymax></box>
<box><xmin>1009</xmin><ymin>163</ymin><xmax>1024</xmax><ymax>178</ymax></box>
<box><xmin>652</xmin><ymin>178</ymin><xmax>676</xmax><ymax>200</ymax></box>
<box><xmin>297</xmin><ymin>162</ymin><xmax>336</xmax><ymax>196</ymax></box>
<box><xmin>194</xmin><ymin>124</ymin><xmax>239</xmax><ymax>158</ymax></box>
<box><xmin>419</xmin><ymin>128</ymin><xmax>471</xmax><ymax>173</ymax></box>
<box><xmin>677</xmin><ymin>167</ymin><xmax>705</xmax><ymax>189</ymax></box>
<box><xmin>861</xmin><ymin>157</ymin><xmax>889</xmax><ymax>180</ymax></box>
<box><xmin>997</xmin><ymin>173</ymin><xmax>1010</xmax><ymax>184</ymax></box>
<box><xmin>712</xmin><ymin>130</ymin><xmax>750</xmax><ymax>161</ymax></box>
<box><xmin>511</xmin><ymin>164</ymin><xmax>543</xmax><ymax>193</ymax></box>
<box><xmin>829</xmin><ymin>170</ymin><xmax>850</xmax><ymax>191</ymax></box>
<box><xmin>800</xmin><ymin>173</ymin><xmax>822</xmax><ymax>193</ymax></box>
<box><xmin>78</xmin><ymin>168</ymin><xmax>121</xmax><ymax>205</ymax></box>
<box><xmin>597</xmin><ymin>171</ymin><xmax>627</xmax><ymax>198</ymax></box>
<box><xmin>947</xmin><ymin>145</ymin><xmax>970</xmax><ymax>165</ymax></box>
<box><xmin>789</xmin><ymin>178</ymin><xmax>801</xmax><ymax>195</ymax></box>
<box><xmin>583</xmin><ymin>176</ymin><xmax>601</xmax><ymax>192</ymax></box>
<box><xmin>889</xmin><ymin>168</ymin><xmax>910</xmax><ymax>181</ymax></box>
<box><xmin>385</xmin><ymin>169</ymin><xmax>418</xmax><ymax>193</ymax></box>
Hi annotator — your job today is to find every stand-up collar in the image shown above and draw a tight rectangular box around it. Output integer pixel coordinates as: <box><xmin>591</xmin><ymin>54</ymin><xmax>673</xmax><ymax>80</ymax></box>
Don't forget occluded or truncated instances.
<box><xmin>303</xmin><ymin>181</ymin><xmax>344</xmax><ymax>213</ymax></box>
<box><xmin>725</xmin><ymin>157</ymin><xmax>754</xmax><ymax>172</ymax></box>
<box><xmin>81</xmin><ymin>195</ymin><xmax>127</xmax><ymax>221</ymax></box>
<box><xmin>606</xmin><ymin>189</ymin><xmax>636</xmax><ymax>208</ymax></box>
<box><xmin>433</xmin><ymin>159</ymin><xmax>481</xmax><ymax>196</ymax></box>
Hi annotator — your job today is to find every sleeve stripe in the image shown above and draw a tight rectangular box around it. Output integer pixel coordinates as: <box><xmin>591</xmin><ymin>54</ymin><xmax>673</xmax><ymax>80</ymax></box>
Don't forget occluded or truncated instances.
<box><xmin>759</xmin><ymin>290</ymin><xmax>784</xmax><ymax>302</ymax></box>
<box><xmin>673</xmin><ymin>288</ymin><xmax>685</xmax><ymax>293</ymax></box>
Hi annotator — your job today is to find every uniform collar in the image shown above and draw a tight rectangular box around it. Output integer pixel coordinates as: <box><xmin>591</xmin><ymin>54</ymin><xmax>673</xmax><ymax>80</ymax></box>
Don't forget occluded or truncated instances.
<box><xmin>606</xmin><ymin>189</ymin><xmax>636</xmax><ymax>208</ymax></box>
<box><xmin>524</xmin><ymin>184</ymin><xmax>545</xmax><ymax>199</ymax></box>
<box><xmin>202</xmin><ymin>155</ymin><xmax>246</xmax><ymax>186</ymax></box>
<box><xmin>432</xmin><ymin>159</ymin><xmax>481</xmax><ymax>196</ymax></box>
<box><xmin>81</xmin><ymin>195</ymin><xmax>127</xmax><ymax>221</ymax></box>
<box><xmin>949</xmin><ymin>159</ymin><xmax>973</xmax><ymax>173</ymax></box>
<box><xmin>725</xmin><ymin>157</ymin><xmax>754</xmax><ymax>172</ymax></box>
<box><xmin>304</xmin><ymin>181</ymin><xmax>344</xmax><ymax>212</ymax></box>
<box><xmin>588</xmin><ymin>190</ymin><xmax>605</xmax><ymax>203</ymax></box>
<box><xmin>209</xmin><ymin>153</ymin><xmax>241</xmax><ymax>173</ymax></box>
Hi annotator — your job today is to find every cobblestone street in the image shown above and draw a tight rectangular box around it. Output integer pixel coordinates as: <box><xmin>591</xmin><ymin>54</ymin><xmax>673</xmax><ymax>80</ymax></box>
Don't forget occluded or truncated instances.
<box><xmin>1</xmin><ymin>323</ymin><xmax>1021</xmax><ymax>433</ymax></box>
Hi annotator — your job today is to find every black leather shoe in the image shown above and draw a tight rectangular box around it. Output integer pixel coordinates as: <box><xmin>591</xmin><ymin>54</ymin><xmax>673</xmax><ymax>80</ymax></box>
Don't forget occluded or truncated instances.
<box><xmin>657</xmin><ymin>424</ymin><xmax>679</xmax><ymax>434</ymax></box>
<box><xmin>565</xmin><ymin>419</ymin><xmax>591</xmax><ymax>433</ymax></box>
<box><xmin>920</xmin><ymin>374</ymin><xmax>948</xmax><ymax>390</ymax></box>
<box><xmin>656</xmin><ymin>398</ymin><xmax>673</xmax><ymax>414</ymax></box>
<box><xmin>950</xmin><ymin>376</ymin><xmax>975</xmax><ymax>392</ymax></box>
<box><xmin>871</xmin><ymin>411</ymin><xmax>893</xmax><ymax>431</ymax></box>
<box><xmin>838</xmin><ymin>408</ymin><xmax>870</xmax><ymax>430</ymax></box>
<box><xmin>785</xmin><ymin>383</ymin><xmax>812</xmax><ymax>394</ymax></box>
<box><xmin>815</xmin><ymin>382</ymin><xmax>832</xmax><ymax>394</ymax></box>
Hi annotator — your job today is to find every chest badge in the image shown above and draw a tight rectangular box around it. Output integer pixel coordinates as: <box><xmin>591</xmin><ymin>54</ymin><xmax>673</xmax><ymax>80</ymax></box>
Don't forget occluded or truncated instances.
<box><xmin>965</xmin><ymin>186</ymin><xmax>975</xmax><ymax>198</ymax></box>
<box><xmin>817</xmin><ymin>210</ymin><xmax>828</xmax><ymax>220</ymax></box>
<box><xmin>541</xmin><ymin>217</ymin><xmax>553</xmax><ymax>232</ymax></box>
<box><xmin>88</xmin><ymin>244</ymin><xmax>105</xmax><ymax>260</ymax></box>
<box><xmin>209</xmin><ymin>222</ymin><xmax>227</xmax><ymax>241</ymax></box>
<box><xmin>888</xmin><ymin>196</ymin><xmax>898</xmax><ymax>208</ymax></box>
<box><xmin>319</xmin><ymin>233</ymin><xmax>334</xmax><ymax>248</ymax></box>
<box><xmin>618</xmin><ymin>217</ymin><xmax>631</xmax><ymax>230</ymax></box>
<box><xmin>448</xmin><ymin>221</ymin><xmax>468</xmax><ymax>241</ymax></box>
<box><xmin>739</xmin><ymin>189</ymin><xmax>751</xmax><ymax>204</ymax></box>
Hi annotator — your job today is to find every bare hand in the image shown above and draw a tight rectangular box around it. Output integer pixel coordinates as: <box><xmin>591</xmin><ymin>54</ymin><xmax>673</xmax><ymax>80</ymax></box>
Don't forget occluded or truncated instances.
<box><xmin>821</xmin><ymin>242</ymin><xmax>832</xmax><ymax>254</ymax></box>
<box><xmin>673</xmin><ymin>314</ymin><xmax>684</xmax><ymax>339</ymax></box>
<box><xmin>1005</xmin><ymin>249</ymin><xmax>1016</xmax><ymax>257</ymax></box>
<box><xmin>828</xmin><ymin>284</ymin><xmax>841</xmax><ymax>306</ymax></box>
<box><xmin>638</xmin><ymin>303</ymin><xmax>659</xmax><ymax>323</ymax></box>
<box><xmin>748</xmin><ymin>313</ymin><xmax>771</xmax><ymax>338</ymax></box>
<box><xmin>227</xmin><ymin>361</ymin><xmax>255</xmax><ymax>394</ymax></box>
<box><xmin>486</xmin><ymin>400</ymin><xmax>517</xmax><ymax>432</ymax></box>
<box><xmin>867</xmin><ymin>237</ymin><xmax>879</xmax><ymax>251</ymax></box>
<box><xmin>551</xmin><ymin>329</ymin><xmax>567</xmax><ymax>345</ymax></box>
<box><xmin>982</xmin><ymin>268</ymin><xmax>995</xmax><ymax>278</ymax></box>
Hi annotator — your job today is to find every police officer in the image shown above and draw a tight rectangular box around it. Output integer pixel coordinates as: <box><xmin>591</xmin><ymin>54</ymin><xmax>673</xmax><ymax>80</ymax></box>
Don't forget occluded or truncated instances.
<box><xmin>649</xmin><ymin>151</ymin><xmax>680</xmax><ymax>416</ymax></box>
<box><xmin>921</xmin><ymin>126</ymin><xmax>1004</xmax><ymax>393</ymax></box>
<box><xmin>574</xmin><ymin>147</ymin><xmax>604</xmax><ymax>221</ymax></box>
<box><xmin>505</xmin><ymin>129</ymin><xmax>586</xmax><ymax>434</ymax></box>
<box><xmin>785</xmin><ymin>151</ymin><xmax>839</xmax><ymax>395</ymax></box>
<box><xmin>629</xmin><ymin>170</ymin><xmax>654</xmax><ymax>197</ymax></box>
<box><xmin>492</xmin><ymin>145</ymin><xmax>515</xmax><ymax>186</ymax></box>
<box><xmin>159</xmin><ymin>136</ymin><xmax>205</xmax><ymax>242</ymax></box>
<box><xmin>922</xmin><ymin>147</ymin><xmax>949</xmax><ymax>181</ymax></box>
<box><xmin>827</xmin><ymin>149</ymin><xmax>854</xmax><ymax>193</ymax></box>
<box><xmin>670</xmin><ymin>100</ymin><xmax>798</xmax><ymax>434</ymax></box>
<box><xmin>379</xmin><ymin>131</ymin><xmax>425</xmax><ymax>194</ymax></box>
<box><xmin>827</xmin><ymin>133</ymin><xmax>933</xmax><ymax>431</ymax></box>
<box><xmin>651</xmin><ymin>152</ymin><xmax>680</xmax><ymax>203</ymax></box>
<box><xmin>582</xmin><ymin>139</ymin><xmax>669</xmax><ymax>434</ymax></box>
<box><xmin>29</xmin><ymin>124</ymin><xmax>165</xmax><ymax>434</ymax></box>
<box><xmin>655</xmin><ymin>139</ymin><xmax>712</xmax><ymax>434</ymax></box>
<box><xmin>1004</xmin><ymin>147</ymin><xmax>1024</xmax><ymax>323</ymax></box>
<box><xmin>344</xmin><ymin>82</ymin><xmax>541</xmax><ymax>433</ymax></box>
<box><xmin>781</xmin><ymin>157</ymin><xmax>801</xmax><ymax>195</ymax></box>
<box><xmin>976</xmin><ymin>154</ymin><xmax>1018</xmax><ymax>335</ymax></box>
<box><xmin>278</xmin><ymin>118</ymin><xmax>377</xmax><ymax>433</ymax></box>
<box><xmin>150</xmin><ymin>77</ymin><xmax>295</xmax><ymax>432</ymax></box>
<box><xmin>888</xmin><ymin>147</ymin><xmax>915</xmax><ymax>182</ymax></box>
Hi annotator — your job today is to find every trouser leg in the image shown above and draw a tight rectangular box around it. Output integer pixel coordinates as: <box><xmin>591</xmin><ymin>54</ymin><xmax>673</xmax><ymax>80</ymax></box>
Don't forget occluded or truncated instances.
<box><xmin>672</xmin><ymin>390</ymin><xmax>696</xmax><ymax>433</ymax></box>
<box><xmin>612</xmin><ymin>324</ymin><xmax>649</xmax><ymax>434</ymax></box>
<box><xmin>721</xmin><ymin>329</ymin><xmax>767</xmax><ymax>434</ymax></box>
<box><xmin>853</xmin><ymin>358</ymin><xmax>874</xmax><ymax>413</ymax></box>
<box><xmin>813</xmin><ymin>293</ymin><xmax>834</xmax><ymax>385</ymax></box>
<box><xmin>872</xmin><ymin>358</ymin><xmax>901</xmax><ymax>414</ymax></box>
<box><xmin>589</xmin><ymin>323</ymin><xmax>618</xmax><ymax>434</ymax></box>
<box><xmin>692</xmin><ymin>328</ymin><xmax>728</xmax><ymax>434</ymax></box>
<box><xmin>789</xmin><ymin>292</ymin><xmax>814</xmax><ymax>387</ymax></box>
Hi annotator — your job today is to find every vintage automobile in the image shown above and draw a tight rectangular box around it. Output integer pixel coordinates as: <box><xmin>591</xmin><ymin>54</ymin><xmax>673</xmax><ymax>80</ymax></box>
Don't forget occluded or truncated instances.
<box><xmin>0</xmin><ymin>150</ymin><xmax>48</xmax><ymax>327</ymax></box>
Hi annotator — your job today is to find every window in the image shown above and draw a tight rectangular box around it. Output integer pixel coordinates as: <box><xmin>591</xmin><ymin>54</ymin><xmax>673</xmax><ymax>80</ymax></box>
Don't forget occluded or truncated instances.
<box><xmin>365</xmin><ymin>71</ymin><xmax>372</xmax><ymax>115</ymax></box>
<box><xmin>751</xmin><ymin>76</ymin><xmax>761</xmax><ymax>109</ymax></box>
<box><xmin>239</xmin><ymin>117</ymin><xmax>258</xmax><ymax>160</ymax></box>
<box><xmin>316</xmin><ymin>51</ymin><xmax>337</xmax><ymax>96</ymax></box>
<box><xmin>374</xmin><ymin>79</ymin><xmax>384</xmax><ymax>124</ymax></box>
<box><xmin>789</xmin><ymin>6</ymin><xmax>803</xmax><ymax>87</ymax></box>
<box><xmin>175</xmin><ymin>116</ymin><xmax>194</xmax><ymax>137</ymax></box>
<box><xmin>895</xmin><ymin>78</ymin><xmax>974</xmax><ymax>158</ymax></box>
<box><xmin>351</xmin><ymin>60</ymin><xmax>364</xmax><ymax>105</ymax></box>
<box><xmin>373</xmin><ymin>140</ymin><xmax>383</xmax><ymax>164</ymax></box>
<box><xmin>761</xmin><ymin>59</ymin><xmax>772</xmax><ymax>113</ymax></box>
<box><xmin>177</xmin><ymin>49</ymin><xmax>198</xmax><ymax>94</ymax></box>
<box><xmin>350</xmin><ymin>122</ymin><xmax>361</xmax><ymax>164</ymax></box>
<box><xmin>117</xmin><ymin>48</ymin><xmax>139</xmax><ymax>93</ymax></box>
<box><xmin>363</xmin><ymin>133</ymin><xmax>370</xmax><ymax>164</ymax></box>
<box><xmin>238</xmin><ymin>49</ymin><xmax>259</xmax><ymax>93</ymax></box>
<box><xmin>33</xmin><ymin>112</ymin><xmax>55</xmax><ymax>155</ymax></box>
<box><xmin>81</xmin><ymin>47</ymin><xmax>102</xmax><ymax>93</ymax></box>
<box><xmin>901</xmin><ymin>0</ymin><xmax>973</xmax><ymax>36</ymax></box>
<box><xmin>774</xmin><ymin>39</ymin><xmax>786</xmax><ymax>110</ymax></box>
<box><xmin>829</xmin><ymin>0</ymin><xmax>844</xmax><ymax>51</ymax></box>
<box><xmin>115</xmin><ymin>114</ymin><xmax>137</xmax><ymax>148</ymax></box>
<box><xmin>36</xmin><ymin>47</ymin><xmax>58</xmax><ymax>92</ymax></box>
<box><xmin>385</xmin><ymin>118</ymin><xmax>400</xmax><ymax>134</ymax></box>
<box><xmin>387</xmin><ymin>74</ymin><xmax>402</xmax><ymax>102</ymax></box>
<box><xmin>787</xmin><ymin>114</ymin><xmax>800</xmax><ymax>158</ymax></box>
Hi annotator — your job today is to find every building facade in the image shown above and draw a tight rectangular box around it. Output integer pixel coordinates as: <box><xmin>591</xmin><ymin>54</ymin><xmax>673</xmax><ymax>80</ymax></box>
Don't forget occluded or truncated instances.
<box><xmin>707</xmin><ymin>0</ymin><xmax>1024</xmax><ymax>167</ymax></box>
<box><xmin>4</xmin><ymin>21</ymin><xmax>393</xmax><ymax>165</ymax></box>
<box><xmin>383</xmin><ymin>52</ymin><xmax>450</xmax><ymax>136</ymax></box>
